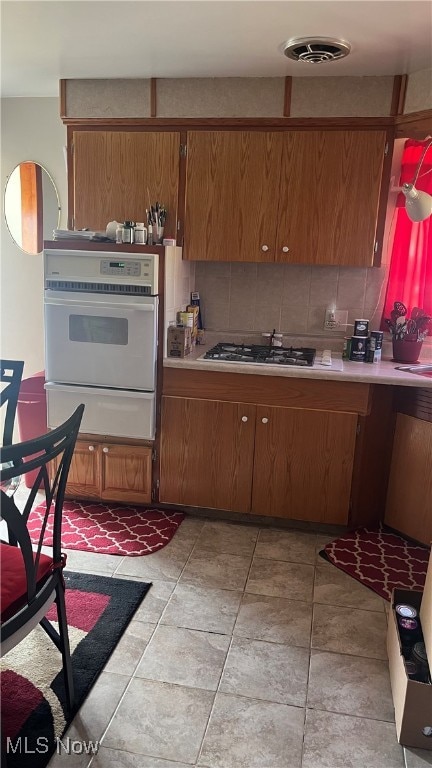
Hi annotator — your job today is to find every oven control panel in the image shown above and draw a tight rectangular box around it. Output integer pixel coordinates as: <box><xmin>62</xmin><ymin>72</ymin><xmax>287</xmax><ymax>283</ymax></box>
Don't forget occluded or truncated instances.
<box><xmin>100</xmin><ymin>260</ymin><xmax>141</xmax><ymax>277</ymax></box>
<box><xmin>44</xmin><ymin>250</ymin><xmax>159</xmax><ymax>295</ymax></box>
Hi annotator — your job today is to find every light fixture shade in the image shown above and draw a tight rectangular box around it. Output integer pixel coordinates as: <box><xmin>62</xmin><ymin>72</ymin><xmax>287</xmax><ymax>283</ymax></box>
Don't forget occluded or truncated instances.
<box><xmin>402</xmin><ymin>183</ymin><xmax>432</xmax><ymax>222</ymax></box>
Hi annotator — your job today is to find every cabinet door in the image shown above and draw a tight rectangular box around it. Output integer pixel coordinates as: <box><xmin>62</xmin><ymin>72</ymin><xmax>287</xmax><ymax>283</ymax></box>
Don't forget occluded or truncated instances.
<box><xmin>73</xmin><ymin>131</ymin><xmax>180</xmax><ymax>238</ymax></box>
<box><xmin>184</xmin><ymin>131</ymin><xmax>283</xmax><ymax>261</ymax></box>
<box><xmin>159</xmin><ymin>396</ymin><xmax>256</xmax><ymax>511</ymax></box>
<box><xmin>101</xmin><ymin>444</ymin><xmax>152</xmax><ymax>504</ymax></box>
<box><xmin>385</xmin><ymin>414</ymin><xmax>432</xmax><ymax>545</ymax></box>
<box><xmin>251</xmin><ymin>406</ymin><xmax>357</xmax><ymax>523</ymax></box>
<box><xmin>275</xmin><ymin>130</ymin><xmax>386</xmax><ymax>266</ymax></box>
<box><xmin>64</xmin><ymin>440</ymin><xmax>101</xmax><ymax>500</ymax></box>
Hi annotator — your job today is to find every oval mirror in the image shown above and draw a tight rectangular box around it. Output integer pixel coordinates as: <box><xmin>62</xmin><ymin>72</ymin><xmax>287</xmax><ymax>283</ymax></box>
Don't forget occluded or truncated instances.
<box><xmin>4</xmin><ymin>161</ymin><xmax>61</xmax><ymax>255</ymax></box>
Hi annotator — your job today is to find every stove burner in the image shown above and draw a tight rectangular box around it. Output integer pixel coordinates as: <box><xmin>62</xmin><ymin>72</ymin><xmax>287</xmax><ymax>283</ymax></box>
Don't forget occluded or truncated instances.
<box><xmin>203</xmin><ymin>343</ymin><xmax>316</xmax><ymax>367</ymax></box>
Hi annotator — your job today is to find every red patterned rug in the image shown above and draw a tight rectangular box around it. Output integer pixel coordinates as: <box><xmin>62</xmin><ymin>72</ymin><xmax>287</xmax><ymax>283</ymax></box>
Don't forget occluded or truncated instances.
<box><xmin>320</xmin><ymin>526</ymin><xmax>430</xmax><ymax>601</ymax></box>
<box><xmin>28</xmin><ymin>501</ymin><xmax>185</xmax><ymax>556</ymax></box>
<box><xmin>1</xmin><ymin>571</ymin><xmax>151</xmax><ymax>768</ymax></box>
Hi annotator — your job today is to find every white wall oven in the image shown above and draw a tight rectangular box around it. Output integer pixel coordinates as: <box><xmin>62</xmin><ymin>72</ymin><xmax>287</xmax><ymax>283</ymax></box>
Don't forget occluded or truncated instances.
<box><xmin>44</xmin><ymin>249</ymin><xmax>159</xmax><ymax>439</ymax></box>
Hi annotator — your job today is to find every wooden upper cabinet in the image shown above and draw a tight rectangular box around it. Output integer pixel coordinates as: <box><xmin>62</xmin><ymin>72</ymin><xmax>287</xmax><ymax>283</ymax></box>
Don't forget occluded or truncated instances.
<box><xmin>72</xmin><ymin>131</ymin><xmax>180</xmax><ymax>238</ymax></box>
<box><xmin>183</xmin><ymin>128</ymin><xmax>386</xmax><ymax>265</ymax></box>
<box><xmin>275</xmin><ymin>130</ymin><xmax>386</xmax><ymax>266</ymax></box>
<box><xmin>184</xmin><ymin>131</ymin><xmax>283</xmax><ymax>261</ymax></box>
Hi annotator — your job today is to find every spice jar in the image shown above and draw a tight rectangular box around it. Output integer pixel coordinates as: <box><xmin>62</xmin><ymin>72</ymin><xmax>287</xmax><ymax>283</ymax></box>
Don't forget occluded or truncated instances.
<box><xmin>122</xmin><ymin>221</ymin><xmax>134</xmax><ymax>244</ymax></box>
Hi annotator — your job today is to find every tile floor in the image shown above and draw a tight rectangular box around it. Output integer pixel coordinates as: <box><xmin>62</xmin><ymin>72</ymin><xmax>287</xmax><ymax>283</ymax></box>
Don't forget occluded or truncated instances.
<box><xmin>34</xmin><ymin>516</ymin><xmax>431</xmax><ymax>768</ymax></box>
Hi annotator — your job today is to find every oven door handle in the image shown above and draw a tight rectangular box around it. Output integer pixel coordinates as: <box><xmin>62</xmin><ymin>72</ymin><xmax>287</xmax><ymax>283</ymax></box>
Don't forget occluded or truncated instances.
<box><xmin>44</xmin><ymin>296</ymin><xmax>155</xmax><ymax>311</ymax></box>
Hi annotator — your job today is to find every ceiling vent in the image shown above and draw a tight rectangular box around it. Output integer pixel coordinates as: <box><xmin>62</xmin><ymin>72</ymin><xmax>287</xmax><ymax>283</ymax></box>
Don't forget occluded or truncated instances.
<box><xmin>283</xmin><ymin>37</ymin><xmax>351</xmax><ymax>64</ymax></box>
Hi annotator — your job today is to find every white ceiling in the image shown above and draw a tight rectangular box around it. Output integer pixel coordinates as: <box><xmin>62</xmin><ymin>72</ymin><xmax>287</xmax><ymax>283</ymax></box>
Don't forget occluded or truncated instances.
<box><xmin>1</xmin><ymin>0</ymin><xmax>432</xmax><ymax>97</ymax></box>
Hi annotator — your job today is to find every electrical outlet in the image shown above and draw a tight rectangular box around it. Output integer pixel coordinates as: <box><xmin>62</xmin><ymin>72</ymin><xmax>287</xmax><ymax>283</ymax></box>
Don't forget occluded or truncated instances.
<box><xmin>324</xmin><ymin>308</ymin><xmax>336</xmax><ymax>330</ymax></box>
<box><xmin>324</xmin><ymin>309</ymin><xmax>348</xmax><ymax>331</ymax></box>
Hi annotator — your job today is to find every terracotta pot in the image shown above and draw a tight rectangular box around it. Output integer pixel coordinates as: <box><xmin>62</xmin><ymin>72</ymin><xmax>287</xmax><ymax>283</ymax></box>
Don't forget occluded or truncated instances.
<box><xmin>392</xmin><ymin>339</ymin><xmax>423</xmax><ymax>363</ymax></box>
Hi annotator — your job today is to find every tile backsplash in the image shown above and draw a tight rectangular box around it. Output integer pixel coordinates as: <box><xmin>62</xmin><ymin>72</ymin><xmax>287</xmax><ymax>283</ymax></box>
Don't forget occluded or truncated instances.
<box><xmin>195</xmin><ymin>261</ymin><xmax>389</xmax><ymax>339</ymax></box>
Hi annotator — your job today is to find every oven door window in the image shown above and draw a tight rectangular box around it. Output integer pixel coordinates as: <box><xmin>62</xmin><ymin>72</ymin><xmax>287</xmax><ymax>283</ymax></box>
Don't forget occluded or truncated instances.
<box><xmin>69</xmin><ymin>314</ymin><xmax>128</xmax><ymax>345</ymax></box>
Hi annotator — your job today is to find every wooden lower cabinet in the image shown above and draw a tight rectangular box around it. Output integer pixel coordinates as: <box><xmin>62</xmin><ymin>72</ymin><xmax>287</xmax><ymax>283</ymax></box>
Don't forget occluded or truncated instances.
<box><xmin>384</xmin><ymin>414</ymin><xmax>432</xmax><ymax>545</ymax></box>
<box><xmin>251</xmin><ymin>406</ymin><xmax>357</xmax><ymax>524</ymax></box>
<box><xmin>159</xmin><ymin>397</ymin><xmax>256</xmax><ymax>512</ymax></box>
<box><xmin>159</xmin><ymin>396</ymin><xmax>357</xmax><ymax>523</ymax></box>
<box><xmin>101</xmin><ymin>443</ymin><xmax>152</xmax><ymax>503</ymax></box>
<box><xmin>63</xmin><ymin>440</ymin><xmax>101</xmax><ymax>499</ymax></box>
<box><xmin>64</xmin><ymin>438</ymin><xmax>153</xmax><ymax>504</ymax></box>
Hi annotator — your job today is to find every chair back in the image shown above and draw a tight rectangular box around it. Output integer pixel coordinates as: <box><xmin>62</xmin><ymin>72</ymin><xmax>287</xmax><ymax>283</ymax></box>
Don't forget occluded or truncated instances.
<box><xmin>0</xmin><ymin>404</ymin><xmax>84</xmax><ymax>607</ymax></box>
<box><xmin>0</xmin><ymin>360</ymin><xmax>24</xmax><ymax>446</ymax></box>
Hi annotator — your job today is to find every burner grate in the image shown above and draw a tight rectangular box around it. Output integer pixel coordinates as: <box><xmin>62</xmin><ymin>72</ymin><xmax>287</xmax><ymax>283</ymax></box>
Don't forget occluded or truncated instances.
<box><xmin>203</xmin><ymin>343</ymin><xmax>316</xmax><ymax>367</ymax></box>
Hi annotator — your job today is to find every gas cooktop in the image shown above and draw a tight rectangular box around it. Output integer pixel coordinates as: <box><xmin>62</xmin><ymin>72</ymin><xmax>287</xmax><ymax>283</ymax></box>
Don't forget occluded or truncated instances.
<box><xmin>201</xmin><ymin>343</ymin><xmax>316</xmax><ymax>367</ymax></box>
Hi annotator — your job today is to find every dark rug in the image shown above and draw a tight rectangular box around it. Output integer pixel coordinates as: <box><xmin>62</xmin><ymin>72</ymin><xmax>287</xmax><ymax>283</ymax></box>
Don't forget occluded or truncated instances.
<box><xmin>28</xmin><ymin>500</ymin><xmax>185</xmax><ymax>556</ymax></box>
<box><xmin>1</xmin><ymin>571</ymin><xmax>151</xmax><ymax>768</ymax></box>
<box><xmin>320</xmin><ymin>525</ymin><xmax>430</xmax><ymax>601</ymax></box>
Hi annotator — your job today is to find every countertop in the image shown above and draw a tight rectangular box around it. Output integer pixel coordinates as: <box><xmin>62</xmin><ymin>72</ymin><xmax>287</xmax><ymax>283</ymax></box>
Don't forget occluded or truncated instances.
<box><xmin>164</xmin><ymin>340</ymin><xmax>432</xmax><ymax>388</ymax></box>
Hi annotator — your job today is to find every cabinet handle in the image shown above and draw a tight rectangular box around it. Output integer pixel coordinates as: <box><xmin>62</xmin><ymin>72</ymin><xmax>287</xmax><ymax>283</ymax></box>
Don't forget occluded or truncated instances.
<box><xmin>282</xmin><ymin>246</ymin><xmax>289</xmax><ymax>253</ymax></box>
<box><xmin>261</xmin><ymin>417</ymin><xmax>269</xmax><ymax>424</ymax></box>
<box><xmin>102</xmin><ymin>447</ymin><xmax>109</xmax><ymax>453</ymax></box>
<box><xmin>241</xmin><ymin>416</ymin><xmax>248</xmax><ymax>423</ymax></box>
<box><xmin>261</xmin><ymin>245</ymin><xmax>269</xmax><ymax>252</ymax></box>
<box><xmin>88</xmin><ymin>445</ymin><xmax>95</xmax><ymax>452</ymax></box>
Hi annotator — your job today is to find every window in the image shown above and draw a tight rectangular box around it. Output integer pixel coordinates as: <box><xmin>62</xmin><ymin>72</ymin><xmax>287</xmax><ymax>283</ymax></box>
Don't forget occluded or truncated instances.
<box><xmin>381</xmin><ymin>139</ymin><xmax>432</xmax><ymax>324</ymax></box>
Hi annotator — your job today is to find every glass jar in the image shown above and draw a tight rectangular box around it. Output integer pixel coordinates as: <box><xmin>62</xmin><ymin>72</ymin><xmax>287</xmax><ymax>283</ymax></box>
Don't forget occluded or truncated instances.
<box><xmin>122</xmin><ymin>221</ymin><xmax>134</xmax><ymax>244</ymax></box>
<box><xmin>115</xmin><ymin>223</ymin><xmax>123</xmax><ymax>244</ymax></box>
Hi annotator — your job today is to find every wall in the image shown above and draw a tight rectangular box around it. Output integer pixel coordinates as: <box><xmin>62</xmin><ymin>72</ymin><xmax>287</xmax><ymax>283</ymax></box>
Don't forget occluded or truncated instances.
<box><xmin>1</xmin><ymin>98</ymin><xmax>67</xmax><ymax>377</ymax></box>
<box><xmin>194</xmin><ymin>261</ymin><xmax>387</xmax><ymax>339</ymax></box>
<box><xmin>404</xmin><ymin>68</ymin><xmax>432</xmax><ymax>113</ymax></box>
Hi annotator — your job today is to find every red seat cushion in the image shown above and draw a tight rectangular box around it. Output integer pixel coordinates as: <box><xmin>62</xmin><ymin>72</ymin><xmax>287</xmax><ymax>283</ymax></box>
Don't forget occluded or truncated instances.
<box><xmin>1</xmin><ymin>542</ymin><xmax>53</xmax><ymax>622</ymax></box>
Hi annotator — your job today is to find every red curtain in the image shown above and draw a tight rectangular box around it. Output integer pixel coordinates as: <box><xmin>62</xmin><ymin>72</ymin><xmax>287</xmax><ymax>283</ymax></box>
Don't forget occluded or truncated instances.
<box><xmin>381</xmin><ymin>139</ymin><xmax>432</xmax><ymax>325</ymax></box>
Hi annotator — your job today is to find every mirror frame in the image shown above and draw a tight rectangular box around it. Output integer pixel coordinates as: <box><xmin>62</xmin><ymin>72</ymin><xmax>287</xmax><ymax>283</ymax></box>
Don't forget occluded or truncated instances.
<box><xmin>4</xmin><ymin>160</ymin><xmax>61</xmax><ymax>255</ymax></box>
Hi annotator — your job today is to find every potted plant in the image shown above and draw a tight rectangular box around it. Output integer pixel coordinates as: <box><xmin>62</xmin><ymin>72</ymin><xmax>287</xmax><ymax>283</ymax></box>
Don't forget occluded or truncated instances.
<box><xmin>385</xmin><ymin>302</ymin><xmax>431</xmax><ymax>363</ymax></box>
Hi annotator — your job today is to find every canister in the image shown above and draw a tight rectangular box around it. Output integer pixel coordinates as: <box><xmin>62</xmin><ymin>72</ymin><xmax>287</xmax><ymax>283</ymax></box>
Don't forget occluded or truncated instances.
<box><xmin>342</xmin><ymin>337</ymin><xmax>351</xmax><ymax>360</ymax></box>
<box><xmin>122</xmin><ymin>221</ymin><xmax>134</xmax><ymax>244</ymax></box>
<box><xmin>396</xmin><ymin>604</ymin><xmax>418</xmax><ymax>620</ymax></box>
<box><xmin>354</xmin><ymin>319</ymin><xmax>369</xmax><ymax>337</ymax></box>
<box><xmin>134</xmin><ymin>223</ymin><xmax>147</xmax><ymax>244</ymax></box>
<box><xmin>370</xmin><ymin>330</ymin><xmax>384</xmax><ymax>349</ymax></box>
<box><xmin>349</xmin><ymin>336</ymin><xmax>367</xmax><ymax>362</ymax></box>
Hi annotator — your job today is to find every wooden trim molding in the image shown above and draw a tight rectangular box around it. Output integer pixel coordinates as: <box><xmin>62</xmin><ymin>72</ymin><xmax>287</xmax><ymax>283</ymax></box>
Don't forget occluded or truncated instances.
<box><xmin>66</xmin><ymin>125</ymin><xmax>75</xmax><ymax>229</ymax></box>
<box><xmin>390</xmin><ymin>75</ymin><xmax>408</xmax><ymax>117</ymax></box>
<box><xmin>150</xmin><ymin>78</ymin><xmax>157</xmax><ymax>117</ymax></box>
<box><xmin>395</xmin><ymin>108</ymin><xmax>432</xmax><ymax>138</ymax></box>
<box><xmin>162</xmin><ymin>367</ymin><xmax>371</xmax><ymax>415</ymax></box>
<box><xmin>61</xmin><ymin>116</ymin><xmax>395</xmax><ymax>129</ymax></box>
<box><xmin>283</xmin><ymin>77</ymin><xmax>292</xmax><ymax>117</ymax></box>
<box><xmin>373</xmin><ymin>128</ymin><xmax>395</xmax><ymax>266</ymax></box>
<box><xmin>59</xmin><ymin>79</ymin><xmax>67</xmax><ymax>119</ymax></box>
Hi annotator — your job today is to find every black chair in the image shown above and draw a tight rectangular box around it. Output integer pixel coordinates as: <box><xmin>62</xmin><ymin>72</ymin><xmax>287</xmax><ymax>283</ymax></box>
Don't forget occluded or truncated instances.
<box><xmin>0</xmin><ymin>360</ymin><xmax>24</xmax><ymax>446</ymax></box>
<box><xmin>0</xmin><ymin>404</ymin><xmax>84</xmax><ymax>717</ymax></box>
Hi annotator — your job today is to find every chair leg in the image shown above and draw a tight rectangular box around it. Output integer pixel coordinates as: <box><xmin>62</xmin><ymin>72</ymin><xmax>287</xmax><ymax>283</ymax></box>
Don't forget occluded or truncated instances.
<box><xmin>55</xmin><ymin>583</ymin><xmax>75</xmax><ymax>712</ymax></box>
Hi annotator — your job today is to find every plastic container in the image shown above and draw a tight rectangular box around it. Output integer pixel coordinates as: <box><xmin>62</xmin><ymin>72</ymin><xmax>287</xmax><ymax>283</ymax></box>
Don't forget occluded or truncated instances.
<box><xmin>17</xmin><ymin>372</ymin><xmax>48</xmax><ymax>488</ymax></box>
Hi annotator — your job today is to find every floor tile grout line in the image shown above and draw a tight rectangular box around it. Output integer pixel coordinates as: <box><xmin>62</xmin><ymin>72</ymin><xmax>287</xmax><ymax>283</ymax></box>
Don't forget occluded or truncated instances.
<box><xmin>87</xmin><ymin>531</ymin><xmax>204</xmax><ymax>763</ymax></box>
<box><xmin>195</xmin><ymin>530</ymin><xmax>260</xmax><ymax>765</ymax></box>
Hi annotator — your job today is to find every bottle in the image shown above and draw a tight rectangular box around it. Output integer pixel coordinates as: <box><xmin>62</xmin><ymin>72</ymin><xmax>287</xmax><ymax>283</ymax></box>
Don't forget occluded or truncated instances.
<box><xmin>115</xmin><ymin>223</ymin><xmax>123</xmax><ymax>244</ymax></box>
<box><xmin>122</xmin><ymin>221</ymin><xmax>134</xmax><ymax>244</ymax></box>
<box><xmin>147</xmin><ymin>224</ymin><xmax>153</xmax><ymax>245</ymax></box>
<box><xmin>134</xmin><ymin>223</ymin><xmax>147</xmax><ymax>244</ymax></box>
